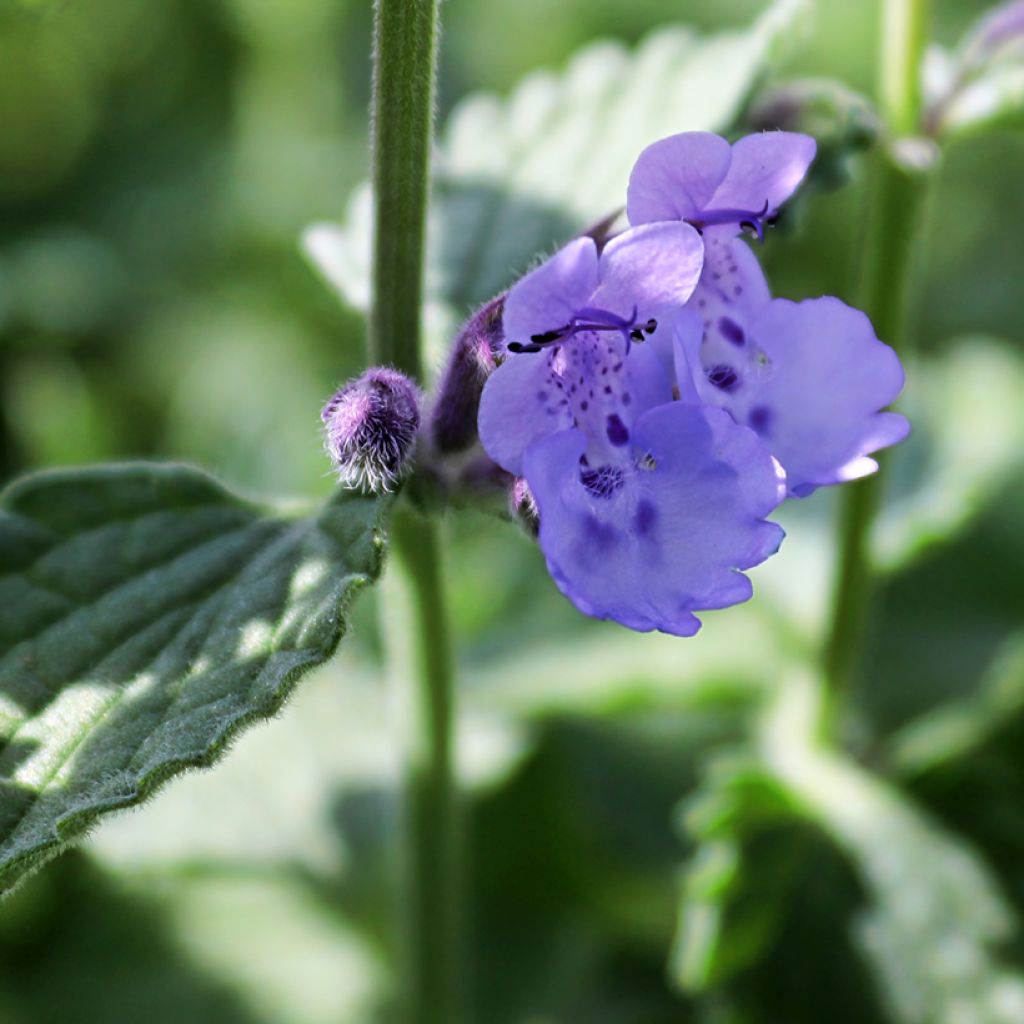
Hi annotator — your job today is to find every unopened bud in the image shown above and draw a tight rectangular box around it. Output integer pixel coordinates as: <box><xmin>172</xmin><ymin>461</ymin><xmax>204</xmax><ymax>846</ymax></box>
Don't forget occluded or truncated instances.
<box><xmin>430</xmin><ymin>295</ymin><xmax>504</xmax><ymax>454</ymax></box>
<box><xmin>321</xmin><ymin>367</ymin><xmax>421</xmax><ymax>493</ymax></box>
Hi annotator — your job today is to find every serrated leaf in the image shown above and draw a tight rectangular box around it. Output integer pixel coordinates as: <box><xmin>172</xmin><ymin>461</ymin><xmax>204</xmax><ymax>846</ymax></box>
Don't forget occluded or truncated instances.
<box><xmin>0</xmin><ymin>464</ymin><xmax>388</xmax><ymax>895</ymax></box>
<box><xmin>303</xmin><ymin>0</ymin><xmax>808</xmax><ymax>362</ymax></box>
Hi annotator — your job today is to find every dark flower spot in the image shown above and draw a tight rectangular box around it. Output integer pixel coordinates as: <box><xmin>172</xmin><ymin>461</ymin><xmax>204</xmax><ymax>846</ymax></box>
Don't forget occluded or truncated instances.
<box><xmin>748</xmin><ymin>405</ymin><xmax>772</xmax><ymax>436</ymax></box>
<box><xmin>580</xmin><ymin>464</ymin><xmax>625</xmax><ymax>499</ymax></box>
<box><xmin>606</xmin><ymin>414</ymin><xmax>629</xmax><ymax>446</ymax></box>
<box><xmin>621</xmin><ymin>392</ymin><xmax>631</xmax><ymax>405</ymax></box>
<box><xmin>580</xmin><ymin>400</ymin><xmax>589</xmax><ymax>411</ymax></box>
<box><xmin>536</xmin><ymin>390</ymin><xmax>548</xmax><ymax>401</ymax></box>
<box><xmin>707</xmin><ymin>364</ymin><xmax>740</xmax><ymax>392</ymax></box>
<box><xmin>582</xmin><ymin>515</ymin><xmax>620</xmax><ymax>550</ymax></box>
<box><xmin>634</xmin><ymin>500</ymin><xmax>657</xmax><ymax>537</ymax></box>
<box><xmin>604</xmin><ymin>385</ymin><xmax>613</xmax><ymax>394</ymax></box>
<box><xmin>718</xmin><ymin>317</ymin><xmax>745</xmax><ymax>346</ymax></box>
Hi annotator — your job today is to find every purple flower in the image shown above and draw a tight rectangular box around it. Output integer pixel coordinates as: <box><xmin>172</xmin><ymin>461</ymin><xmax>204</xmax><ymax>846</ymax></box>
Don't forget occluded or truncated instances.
<box><xmin>626</xmin><ymin>131</ymin><xmax>817</xmax><ymax>241</ymax></box>
<box><xmin>478</xmin><ymin>223</ymin><xmax>785</xmax><ymax>636</ymax></box>
<box><xmin>479</xmin><ymin>222</ymin><xmax>704</xmax><ymax>476</ymax></box>
<box><xmin>628</xmin><ymin>130</ymin><xmax>908</xmax><ymax>496</ymax></box>
<box><xmin>473</xmin><ymin>129</ymin><xmax>909</xmax><ymax>634</ymax></box>
<box><xmin>674</xmin><ymin>296</ymin><xmax>910</xmax><ymax>496</ymax></box>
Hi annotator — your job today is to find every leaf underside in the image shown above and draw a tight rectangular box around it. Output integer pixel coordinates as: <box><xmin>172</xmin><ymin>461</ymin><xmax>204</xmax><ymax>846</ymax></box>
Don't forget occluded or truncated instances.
<box><xmin>0</xmin><ymin>464</ymin><xmax>387</xmax><ymax>895</ymax></box>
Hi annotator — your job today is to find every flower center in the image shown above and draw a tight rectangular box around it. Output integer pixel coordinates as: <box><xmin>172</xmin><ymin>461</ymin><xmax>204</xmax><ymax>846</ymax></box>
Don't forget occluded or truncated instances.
<box><xmin>687</xmin><ymin>199</ymin><xmax>777</xmax><ymax>242</ymax></box>
<box><xmin>508</xmin><ymin>305</ymin><xmax>657</xmax><ymax>354</ymax></box>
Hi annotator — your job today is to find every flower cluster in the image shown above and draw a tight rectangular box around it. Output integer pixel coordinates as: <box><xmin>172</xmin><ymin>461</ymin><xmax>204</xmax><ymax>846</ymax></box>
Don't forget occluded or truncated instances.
<box><xmin>478</xmin><ymin>131</ymin><xmax>908</xmax><ymax>636</ymax></box>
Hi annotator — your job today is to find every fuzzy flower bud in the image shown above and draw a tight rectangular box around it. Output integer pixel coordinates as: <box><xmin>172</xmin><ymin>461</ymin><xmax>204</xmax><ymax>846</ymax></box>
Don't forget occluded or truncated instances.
<box><xmin>321</xmin><ymin>367</ymin><xmax>421</xmax><ymax>492</ymax></box>
<box><xmin>430</xmin><ymin>295</ymin><xmax>504</xmax><ymax>454</ymax></box>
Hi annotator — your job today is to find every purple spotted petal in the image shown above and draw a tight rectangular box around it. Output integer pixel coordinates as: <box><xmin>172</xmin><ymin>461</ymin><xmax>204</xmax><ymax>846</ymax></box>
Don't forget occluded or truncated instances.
<box><xmin>480</xmin><ymin>321</ymin><xmax>674</xmax><ymax>477</ymax></box>
<box><xmin>710</xmin><ymin>297</ymin><xmax>909</xmax><ymax>495</ymax></box>
<box><xmin>689</xmin><ymin>235</ymin><xmax>771</xmax><ymax>356</ymax></box>
<box><xmin>626</xmin><ymin>132</ymin><xmax>732</xmax><ymax>225</ymax></box>
<box><xmin>523</xmin><ymin>403</ymin><xmax>785</xmax><ymax>636</ymax></box>
<box><xmin>479</xmin><ymin>350</ymin><xmax>573</xmax><ymax>476</ymax></box>
<box><xmin>591</xmin><ymin>221</ymin><xmax>705</xmax><ymax>320</ymax></box>
<box><xmin>502</xmin><ymin>237</ymin><xmax>599</xmax><ymax>347</ymax></box>
<box><xmin>706</xmin><ymin>132</ymin><xmax>817</xmax><ymax>215</ymax></box>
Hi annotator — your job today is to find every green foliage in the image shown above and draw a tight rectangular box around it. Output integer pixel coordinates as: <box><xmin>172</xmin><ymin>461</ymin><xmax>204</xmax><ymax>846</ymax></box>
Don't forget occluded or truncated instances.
<box><xmin>924</xmin><ymin>1</ymin><xmax>1024</xmax><ymax>140</ymax></box>
<box><xmin>0</xmin><ymin>464</ymin><xmax>387</xmax><ymax>895</ymax></box>
<box><xmin>304</xmin><ymin>0</ymin><xmax>808</xmax><ymax>361</ymax></box>
<box><xmin>878</xmin><ymin>337</ymin><xmax>1024</xmax><ymax>570</ymax></box>
<box><xmin>673</xmin><ymin>676</ymin><xmax>1024</xmax><ymax>1024</ymax></box>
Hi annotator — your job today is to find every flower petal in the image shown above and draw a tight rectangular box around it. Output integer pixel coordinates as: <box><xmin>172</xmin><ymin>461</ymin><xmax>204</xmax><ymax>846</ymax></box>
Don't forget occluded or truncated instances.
<box><xmin>502</xmin><ymin>237</ymin><xmax>600</xmax><ymax>346</ymax></box>
<box><xmin>591</xmin><ymin>221</ymin><xmax>704</xmax><ymax>320</ymax></box>
<box><xmin>626</xmin><ymin>132</ymin><xmax>732</xmax><ymax>225</ymax></box>
<box><xmin>738</xmin><ymin>297</ymin><xmax>909</xmax><ymax>495</ymax></box>
<box><xmin>707</xmin><ymin>132</ymin><xmax>817</xmax><ymax>215</ymax></box>
<box><xmin>689</xmin><ymin>235</ymin><xmax>772</xmax><ymax>363</ymax></box>
<box><xmin>524</xmin><ymin>404</ymin><xmax>784</xmax><ymax>636</ymax></box>
<box><xmin>478</xmin><ymin>351</ymin><xmax>573</xmax><ymax>476</ymax></box>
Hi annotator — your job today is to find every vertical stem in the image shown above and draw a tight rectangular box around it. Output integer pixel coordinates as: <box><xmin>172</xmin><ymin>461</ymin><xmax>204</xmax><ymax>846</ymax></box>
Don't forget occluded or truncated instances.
<box><xmin>879</xmin><ymin>0</ymin><xmax>929</xmax><ymax>135</ymax></box>
<box><xmin>368</xmin><ymin>2</ymin><xmax>457</xmax><ymax>1022</ymax></box>
<box><xmin>821</xmin><ymin>0</ymin><xmax>934</xmax><ymax>721</ymax></box>
<box><xmin>383</xmin><ymin>505</ymin><xmax>458</xmax><ymax>1024</ymax></box>
<box><xmin>369</xmin><ymin>0</ymin><xmax>439</xmax><ymax>378</ymax></box>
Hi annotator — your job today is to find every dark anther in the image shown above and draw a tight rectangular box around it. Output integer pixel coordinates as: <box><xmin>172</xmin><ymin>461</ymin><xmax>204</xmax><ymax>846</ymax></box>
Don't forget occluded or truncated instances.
<box><xmin>643</xmin><ymin>319</ymin><xmax>657</xmax><ymax>335</ymax></box>
<box><xmin>530</xmin><ymin>328</ymin><xmax>566</xmax><ymax>344</ymax></box>
<box><xmin>508</xmin><ymin>341</ymin><xmax>542</xmax><ymax>354</ymax></box>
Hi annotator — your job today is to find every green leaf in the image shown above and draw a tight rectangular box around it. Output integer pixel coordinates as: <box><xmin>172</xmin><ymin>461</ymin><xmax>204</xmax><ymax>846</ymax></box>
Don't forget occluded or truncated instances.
<box><xmin>878</xmin><ymin>337</ymin><xmax>1024</xmax><ymax>570</ymax></box>
<box><xmin>760</xmin><ymin>675</ymin><xmax>1024</xmax><ymax>1024</ymax></box>
<box><xmin>939</xmin><ymin>61</ymin><xmax>1024</xmax><ymax>137</ymax></box>
<box><xmin>887</xmin><ymin>631</ymin><xmax>1024</xmax><ymax>776</ymax></box>
<box><xmin>303</xmin><ymin>0</ymin><xmax>808</xmax><ymax>360</ymax></box>
<box><xmin>926</xmin><ymin>3</ymin><xmax>1024</xmax><ymax>141</ymax></box>
<box><xmin>0</xmin><ymin>464</ymin><xmax>388</xmax><ymax>895</ymax></box>
<box><xmin>672</xmin><ymin>674</ymin><xmax>1024</xmax><ymax>1022</ymax></box>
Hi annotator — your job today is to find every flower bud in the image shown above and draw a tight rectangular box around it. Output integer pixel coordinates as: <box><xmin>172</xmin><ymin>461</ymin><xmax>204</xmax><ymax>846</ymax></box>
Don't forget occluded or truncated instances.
<box><xmin>321</xmin><ymin>367</ymin><xmax>421</xmax><ymax>492</ymax></box>
<box><xmin>430</xmin><ymin>295</ymin><xmax>504</xmax><ymax>454</ymax></box>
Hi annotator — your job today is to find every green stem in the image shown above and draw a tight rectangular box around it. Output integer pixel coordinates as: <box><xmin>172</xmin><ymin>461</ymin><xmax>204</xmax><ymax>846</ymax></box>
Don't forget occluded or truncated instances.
<box><xmin>369</xmin><ymin>0</ymin><xmax>440</xmax><ymax>378</ymax></box>
<box><xmin>368</xmin><ymin>2</ymin><xmax>457</xmax><ymax>1022</ymax></box>
<box><xmin>821</xmin><ymin>0</ymin><xmax>934</xmax><ymax>723</ymax></box>
<box><xmin>879</xmin><ymin>0</ymin><xmax>929</xmax><ymax>136</ymax></box>
<box><xmin>382</xmin><ymin>505</ymin><xmax>458</xmax><ymax>1024</ymax></box>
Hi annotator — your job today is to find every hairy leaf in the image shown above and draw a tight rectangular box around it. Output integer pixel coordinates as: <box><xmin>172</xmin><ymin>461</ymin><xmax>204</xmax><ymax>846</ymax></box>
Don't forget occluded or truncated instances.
<box><xmin>303</xmin><ymin>0</ymin><xmax>807</xmax><ymax>360</ymax></box>
<box><xmin>0</xmin><ymin>464</ymin><xmax>388</xmax><ymax>895</ymax></box>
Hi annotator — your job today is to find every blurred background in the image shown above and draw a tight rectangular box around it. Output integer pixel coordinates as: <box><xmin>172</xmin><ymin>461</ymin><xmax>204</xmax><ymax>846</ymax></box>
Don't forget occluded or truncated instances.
<box><xmin>1</xmin><ymin>0</ymin><xmax>1023</xmax><ymax>1021</ymax></box>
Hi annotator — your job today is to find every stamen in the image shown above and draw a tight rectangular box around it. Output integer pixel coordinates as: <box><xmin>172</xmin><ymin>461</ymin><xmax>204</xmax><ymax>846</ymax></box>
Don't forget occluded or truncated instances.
<box><xmin>510</xmin><ymin>306</ymin><xmax>652</xmax><ymax>355</ymax></box>
<box><xmin>687</xmin><ymin>200</ymin><xmax>773</xmax><ymax>243</ymax></box>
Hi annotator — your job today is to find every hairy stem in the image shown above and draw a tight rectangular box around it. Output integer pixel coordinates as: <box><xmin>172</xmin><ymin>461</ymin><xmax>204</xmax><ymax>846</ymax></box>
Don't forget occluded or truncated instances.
<box><xmin>382</xmin><ymin>505</ymin><xmax>458</xmax><ymax>1024</ymax></box>
<box><xmin>368</xmin><ymin>2</ymin><xmax>457</xmax><ymax>1022</ymax></box>
<box><xmin>369</xmin><ymin>0</ymin><xmax>439</xmax><ymax>378</ymax></box>
<box><xmin>822</xmin><ymin>0</ymin><xmax>934</xmax><ymax>722</ymax></box>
